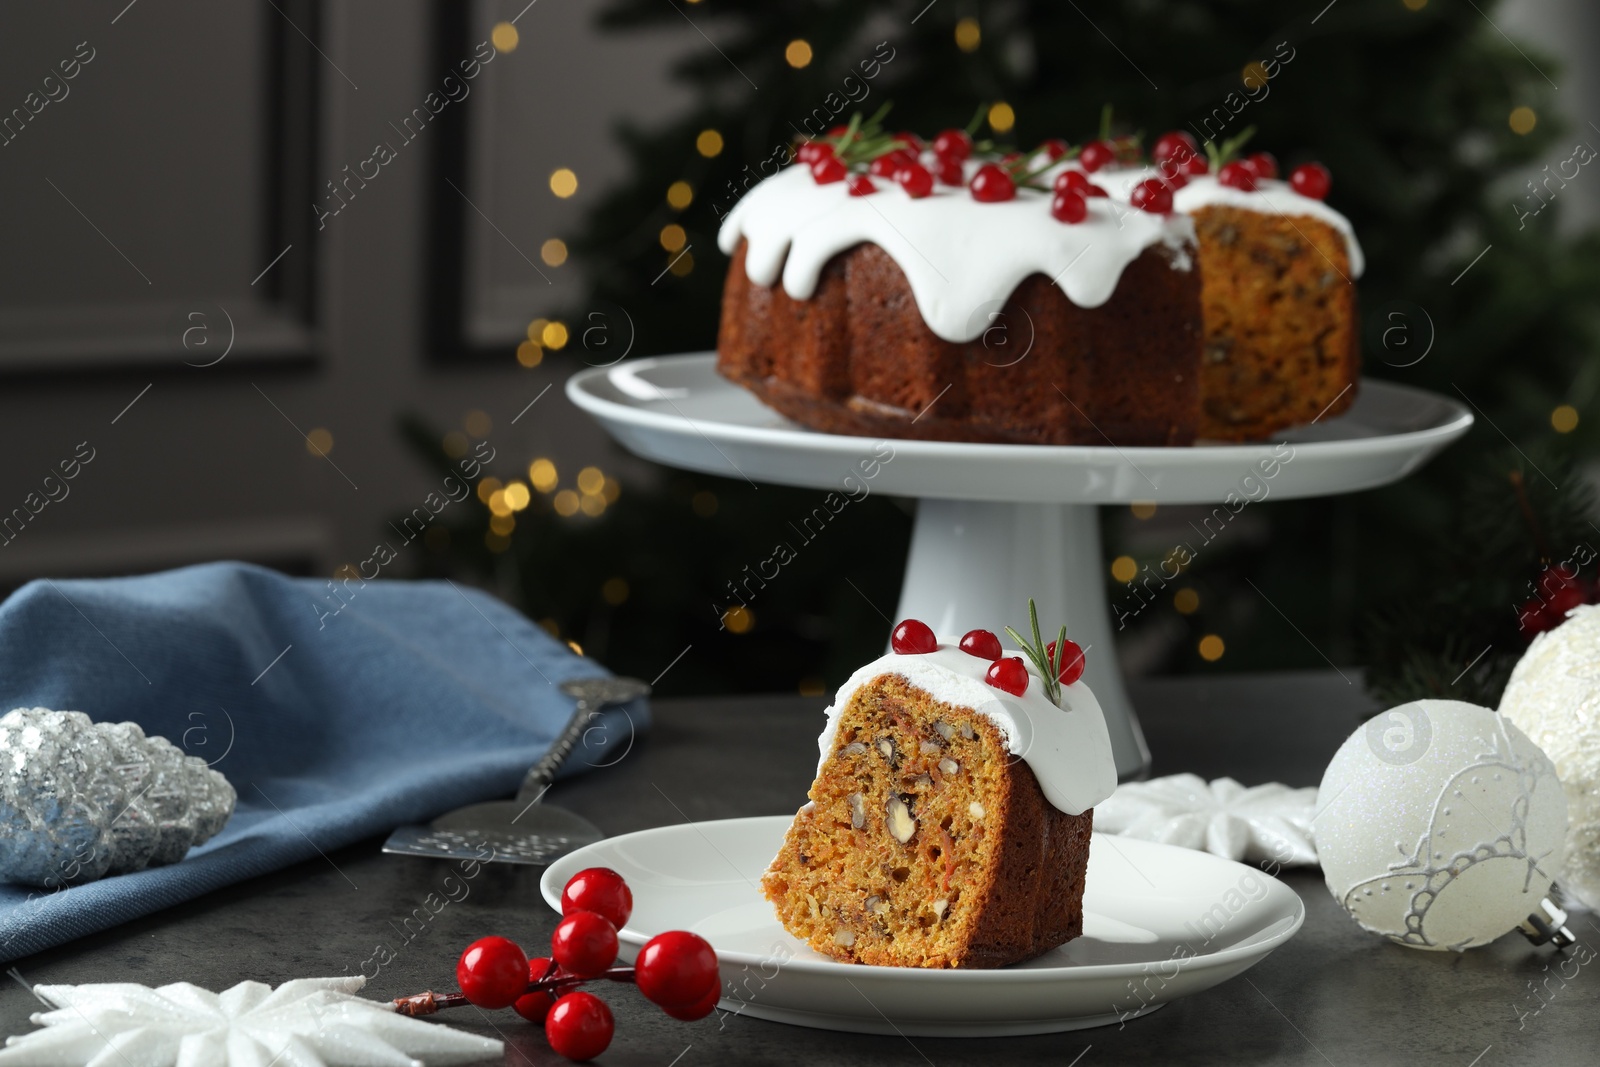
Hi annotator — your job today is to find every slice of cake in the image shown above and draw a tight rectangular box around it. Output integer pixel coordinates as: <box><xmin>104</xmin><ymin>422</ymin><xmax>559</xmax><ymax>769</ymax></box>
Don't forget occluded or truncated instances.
<box><xmin>762</xmin><ymin>614</ymin><xmax>1116</xmax><ymax>968</ymax></box>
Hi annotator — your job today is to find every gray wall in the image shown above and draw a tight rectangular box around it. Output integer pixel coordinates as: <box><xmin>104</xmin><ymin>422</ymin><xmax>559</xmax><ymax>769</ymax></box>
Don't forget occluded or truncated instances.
<box><xmin>0</xmin><ymin>0</ymin><xmax>694</xmax><ymax>590</ymax></box>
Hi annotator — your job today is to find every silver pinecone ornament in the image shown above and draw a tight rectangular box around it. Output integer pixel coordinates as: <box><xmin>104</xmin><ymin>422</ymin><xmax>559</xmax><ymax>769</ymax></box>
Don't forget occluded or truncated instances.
<box><xmin>0</xmin><ymin>708</ymin><xmax>235</xmax><ymax>887</ymax></box>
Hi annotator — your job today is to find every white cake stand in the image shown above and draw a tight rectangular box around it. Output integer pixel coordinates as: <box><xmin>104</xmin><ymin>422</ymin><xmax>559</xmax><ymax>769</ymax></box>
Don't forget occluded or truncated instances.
<box><xmin>567</xmin><ymin>353</ymin><xmax>1473</xmax><ymax>780</ymax></box>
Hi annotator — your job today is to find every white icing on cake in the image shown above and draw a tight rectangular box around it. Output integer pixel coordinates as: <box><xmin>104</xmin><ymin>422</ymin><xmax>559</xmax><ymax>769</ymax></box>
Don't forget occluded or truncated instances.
<box><xmin>718</xmin><ymin>159</ymin><xmax>1364</xmax><ymax>346</ymax></box>
<box><xmin>815</xmin><ymin>639</ymin><xmax>1117</xmax><ymax>817</ymax></box>
<box><xmin>1087</xmin><ymin>165</ymin><xmax>1366</xmax><ymax>277</ymax></box>
<box><xmin>717</xmin><ymin>161</ymin><xmax>1197</xmax><ymax>344</ymax></box>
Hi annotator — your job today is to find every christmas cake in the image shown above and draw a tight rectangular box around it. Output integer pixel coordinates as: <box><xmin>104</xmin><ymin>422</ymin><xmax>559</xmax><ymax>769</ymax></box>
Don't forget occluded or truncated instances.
<box><xmin>761</xmin><ymin>612</ymin><xmax>1116</xmax><ymax>968</ymax></box>
<box><xmin>716</xmin><ymin>117</ymin><xmax>1363</xmax><ymax>445</ymax></box>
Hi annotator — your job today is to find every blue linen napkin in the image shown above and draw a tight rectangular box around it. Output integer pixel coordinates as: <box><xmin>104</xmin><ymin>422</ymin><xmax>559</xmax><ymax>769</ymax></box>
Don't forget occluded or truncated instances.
<box><xmin>0</xmin><ymin>562</ymin><xmax>645</xmax><ymax>963</ymax></box>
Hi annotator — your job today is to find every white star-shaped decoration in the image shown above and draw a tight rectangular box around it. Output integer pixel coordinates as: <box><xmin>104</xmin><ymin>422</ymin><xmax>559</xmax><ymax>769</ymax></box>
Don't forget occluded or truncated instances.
<box><xmin>0</xmin><ymin>976</ymin><xmax>501</xmax><ymax>1067</ymax></box>
<box><xmin>1095</xmin><ymin>773</ymin><xmax>1319</xmax><ymax>865</ymax></box>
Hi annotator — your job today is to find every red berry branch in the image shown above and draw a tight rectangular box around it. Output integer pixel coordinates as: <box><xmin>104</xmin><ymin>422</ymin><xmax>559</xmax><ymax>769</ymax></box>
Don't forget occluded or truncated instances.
<box><xmin>393</xmin><ymin>867</ymin><xmax>719</xmax><ymax>1062</ymax></box>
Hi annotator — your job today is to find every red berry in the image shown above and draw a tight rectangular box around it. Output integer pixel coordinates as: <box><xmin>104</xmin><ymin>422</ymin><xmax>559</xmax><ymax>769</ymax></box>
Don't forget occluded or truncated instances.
<box><xmin>1244</xmin><ymin>151</ymin><xmax>1278</xmax><ymax>180</ymax></box>
<box><xmin>1182</xmin><ymin>153</ymin><xmax>1210</xmax><ymax>175</ymax></box>
<box><xmin>662</xmin><ymin>983</ymin><xmax>721</xmax><ymax>1021</ymax></box>
<box><xmin>1548</xmin><ymin>585</ymin><xmax>1586</xmax><ymax>620</ymax></box>
<box><xmin>891</xmin><ymin>619</ymin><xmax>938</xmax><ymax>654</ymax></box>
<box><xmin>1130</xmin><ymin>178</ymin><xmax>1174</xmax><ymax>214</ymax></box>
<box><xmin>894</xmin><ymin>162</ymin><xmax>934</xmax><ymax>198</ymax></box>
<box><xmin>513</xmin><ymin>957</ymin><xmax>556</xmax><ymax>1023</ymax></box>
<box><xmin>811</xmin><ymin>156</ymin><xmax>846</xmax><ymax>184</ymax></box>
<box><xmin>894</xmin><ymin>131</ymin><xmax>923</xmax><ymax>152</ymax></box>
<box><xmin>1289</xmin><ymin>162</ymin><xmax>1331</xmax><ymax>199</ymax></box>
<box><xmin>826</xmin><ymin>124</ymin><xmax>849</xmax><ymax>139</ymax></box>
<box><xmin>1048</xmin><ymin>639</ymin><xmax>1086</xmax><ymax>686</ymax></box>
<box><xmin>1053</xmin><ymin>170</ymin><xmax>1089</xmax><ymax>194</ymax></box>
<box><xmin>932</xmin><ymin>128</ymin><xmax>972</xmax><ymax>161</ymax></box>
<box><xmin>959</xmin><ymin>629</ymin><xmax>1003</xmax><ymax>660</ymax></box>
<box><xmin>551</xmin><ymin>911</ymin><xmax>619</xmax><ymax>979</ymax></box>
<box><xmin>847</xmin><ymin>174</ymin><xmax>878</xmax><ymax>197</ymax></box>
<box><xmin>1218</xmin><ymin>161</ymin><xmax>1257</xmax><ymax>191</ymax></box>
<box><xmin>562</xmin><ymin>867</ymin><xmax>633</xmax><ymax>930</ymax></box>
<box><xmin>1001</xmin><ymin>151</ymin><xmax>1022</xmax><ymax>166</ymax></box>
<box><xmin>969</xmin><ymin>163</ymin><xmax>1015</xmax><ymax>202</ymax></box>
<box><xmin>546</xmin><ymin>991</ymin><xmax>614</xmax><ymax>1062</ymax></box>
<box><xmin>1051</xmin><ymin>189</ymin><xmax>1087</xmax><ymax>223</ymax></box>
<box><xmin>635</xmin><ymin>931</ymin><xmax>719</xmax><ymax>1009</ymax></box>
<box><xmin>1078</xmin><ymin>140</ymin><xmax>1115</xmax><ymax>173</ymax></box>
<box><xmin>870</xmin><ymin>149</ymin><xmax>913</xmax><ymax>178</ymax></box>
<box><xmin>1152</xmin><ymin>130</ymin><xmax>1199</xmax><ymax>163</ymax></box>
<box><xmin>456</xmin><ymin>936</ymin><xmax>529</xmax><ymax>1010</ymax></box>
<box><xmin>513</xmin><ymin>989</ymin><xmax>555</xmax><ymax>1023</ymax></box>
<box><xmin>796</xmin><ymin>141</ymin><xmax>832</xmax><ymax>166</ymax></box>
<box><xmin>1156</xmin><ymin>154</ymin><xmax>1192</xmax><ymax>187</ymax></box>
<box><xmin>1518</xmin><ymin>600</ymin><xmax>1556</xmax><ymax>635</ymax></box>
<box><xmin>1084</xmin><ymin>183</ymin><xmax>1109</xmax><ymax>198</ymax></box>
<box><xmin>935</xmin><ymin>156</ymin><xmax>965</xmax><ymax>186</ymax></box>
<box><xmin>985</xmin><ymin>656</ymin><xmax>1029</xmax><ymax>696</ymax></box>
<box><xmin>1040</xmin><ymin>138</ymin><xmax>1071</xmax><ymax>160</ymax></box>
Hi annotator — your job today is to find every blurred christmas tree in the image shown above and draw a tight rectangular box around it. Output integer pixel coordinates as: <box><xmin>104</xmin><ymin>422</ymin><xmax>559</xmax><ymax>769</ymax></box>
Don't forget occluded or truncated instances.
<box><xmin>412</xmin><ymin>0</ymin><xmax>1600</xmax><ymax>698</ymax></box>
<box><xmin>398</xmin><ymin>418</ymin><xmax>912</xmax><ymax>696</ymax></box>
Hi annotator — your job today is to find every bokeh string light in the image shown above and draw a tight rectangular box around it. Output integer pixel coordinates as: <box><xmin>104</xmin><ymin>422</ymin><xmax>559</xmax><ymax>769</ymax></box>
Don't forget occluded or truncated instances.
<box><xmin>550</xmin><ymin>168</ymin><xmax>579</xmax><ymax>197</ymax></box>
<box><xmin>954</xmin><ymin>18</ymin><xmax>980</xmax><ymax>52</ymax></box>
<box><xmin>529</xmin><ymin>458</ymin><xmax>558</xmax><ymax>492</ymax></box>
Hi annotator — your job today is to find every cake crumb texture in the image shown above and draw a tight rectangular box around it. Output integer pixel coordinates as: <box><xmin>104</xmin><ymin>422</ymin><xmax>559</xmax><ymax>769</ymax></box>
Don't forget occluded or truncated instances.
<box><xmin>1190</xmin><ymin>205</ymin><xmax>1359</xmax><ymax>440</ymax></box>
<box><xmin>718</xmin><ymin>240</ymin><xmax>1201</xmax><ymax>446</ymax></box>
<box><xmin>761</xmin><ymin>673</ymin><xmax>1092</xmax><ymax>968</ymax></box>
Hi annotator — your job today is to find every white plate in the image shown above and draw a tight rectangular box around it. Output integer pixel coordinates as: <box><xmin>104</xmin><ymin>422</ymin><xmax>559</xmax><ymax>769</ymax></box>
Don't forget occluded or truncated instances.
<box><xmin>566</xmin><ymin>353</ymin><xmax>1472</xmax><ymax>504</ymax></box>
<box><xmin>540</xmin><ymin>816</ymin><xmax>1304</xmax><ymax>1036</ymax></box>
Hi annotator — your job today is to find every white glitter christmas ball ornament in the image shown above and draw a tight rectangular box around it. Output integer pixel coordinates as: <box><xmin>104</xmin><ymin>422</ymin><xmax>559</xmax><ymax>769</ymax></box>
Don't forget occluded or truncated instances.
<box><xmin>1500</xmin><ymin>604</ymin><xmax>1600</xmax><ymax>910</ymax></box>
<box><xmin>1315</xmin><ymin>700</ymin><xmax>1567</xmax><ymax>950</ymax></box>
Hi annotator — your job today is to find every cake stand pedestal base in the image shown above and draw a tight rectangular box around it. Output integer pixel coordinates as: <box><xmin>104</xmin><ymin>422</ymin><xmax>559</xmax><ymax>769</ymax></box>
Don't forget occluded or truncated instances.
<box><xmin>567</xmin><ymin>353</ymin><xmax>1474</xmax><ymax>789</ymax></box>
<box><xmin>896</xmin><ymin>499</ymin><xmax>1149</xmax><ymax>780</ymax></box>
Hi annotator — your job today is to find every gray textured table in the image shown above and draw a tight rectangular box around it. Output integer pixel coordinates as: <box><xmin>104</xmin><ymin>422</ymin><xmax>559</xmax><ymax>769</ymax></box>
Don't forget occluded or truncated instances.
<box><xmin>4</xmin><ymin>672</ymin><xmax>1595</xmax><ymax>1065</ymax></box>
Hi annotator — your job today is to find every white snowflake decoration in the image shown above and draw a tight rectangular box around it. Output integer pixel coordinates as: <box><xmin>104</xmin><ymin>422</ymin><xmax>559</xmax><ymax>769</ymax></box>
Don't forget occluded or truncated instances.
<box><xmin>1095</xmin><ymin>773</ymin><xmax>1319</xmax><ymax>866</ymax></box>
<box><xmin>0</xmin><ymin>976</ymin><xmax>501</xmax><ymax>1067</ymax></box>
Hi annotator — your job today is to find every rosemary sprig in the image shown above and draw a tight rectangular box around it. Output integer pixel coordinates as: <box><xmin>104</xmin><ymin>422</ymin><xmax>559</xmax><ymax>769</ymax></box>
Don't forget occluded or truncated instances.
<box><xmin>816</xmin><ymin>102</ymin><xmax>906</xmax><ymax>168</ymax></box>
<box><xmin>1090</xmin><ymin>104</ymin><xmax>1144</xmax><ymax>162</ymax></box>
<box><xmin>1008</xmin><ymin>143</ymin><xmax>1081</xmax><ymax>188</ymax></box>
<box><xmin>1203</xmin><ymin>125</ymin><xmax>1257</xmax><ymax>171</ymax></box>
<box><xmin>1003</xmin><ymin>599</ymin><xmax>1071</xmax><ymax>705</ymax></box>
<box><xmin>964</xmin><ymin>102</ymin><xmax>988</xmax><ymax>137</ymax></box>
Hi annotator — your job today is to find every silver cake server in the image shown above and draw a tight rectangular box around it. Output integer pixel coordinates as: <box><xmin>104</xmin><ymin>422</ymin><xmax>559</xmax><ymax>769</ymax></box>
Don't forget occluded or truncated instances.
<box><xmin>381</xmin><ymin>676</ymin><xmax>649</xmax><ymax>865</ymax></box>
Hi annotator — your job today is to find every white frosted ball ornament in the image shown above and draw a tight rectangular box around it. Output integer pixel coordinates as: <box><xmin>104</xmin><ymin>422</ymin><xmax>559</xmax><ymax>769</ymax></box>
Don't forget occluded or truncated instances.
<box><xmin>1315</xmin><ymin>700</ymin><xmax>1567</xmax><ymax>949</ymax></box>
<box><xmin>1500</xmin><ymin>604</ymin><xmax>1600</xmax><ymax>910</ymax></box>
